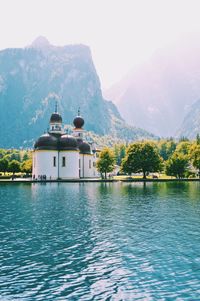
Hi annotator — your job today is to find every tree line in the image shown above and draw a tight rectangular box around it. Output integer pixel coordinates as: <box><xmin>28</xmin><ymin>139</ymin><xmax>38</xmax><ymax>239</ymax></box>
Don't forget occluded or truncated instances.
<box><xmin>0</xmin><ymin>149</ymin><xmax>32</xmax><ymax>176</ymax></box>
<box><xmin>0</xmin><ymin>134</ymin><xmax>200</xmax><ymax>179</ymax></box>
<box><xmin>97</xmin><ymin>135</ymin><xmax>200</xmax><ymax>179</ymax></box>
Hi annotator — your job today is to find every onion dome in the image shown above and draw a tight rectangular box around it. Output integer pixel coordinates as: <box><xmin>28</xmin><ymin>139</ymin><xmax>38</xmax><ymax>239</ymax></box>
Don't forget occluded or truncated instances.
<box><xmin>50</xmin><ymin>112</ymin><xmax>62</xmax><ymax>124</ymax></box>
<box><xmin>73</xmin><ymin>115</ymin><xmax>84</xmax><ymax>128</ymax></box>
<box><xmin>59</xmin><ymin>135</ymin><xmax>78</xmax><ymax>151</ymax></box>
<box><xmin>79</xmin><ymin>142</ymin><xmax>91</xmax><ymax>154</ymax></box>
<box><xmin>76</xmin><ymin>138</ymin><xmax>83</xmax><ymax>146</ymax></box>
<box><xmin>73</xmin><ymin>108</ymin><xmax>84</xmax><ymax>128</ymax></box>
<box><xmin>34</xmin><ymin>133</ymin><xmax>58</xmax><ymax>150</ymax></box>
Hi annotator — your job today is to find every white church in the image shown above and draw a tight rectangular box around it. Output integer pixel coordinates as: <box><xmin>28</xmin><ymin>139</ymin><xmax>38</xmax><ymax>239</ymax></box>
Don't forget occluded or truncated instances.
<box><xmin>32</xmin><ymin>105</ymin><xmax>100</xmax><ymax>180</ymax></box>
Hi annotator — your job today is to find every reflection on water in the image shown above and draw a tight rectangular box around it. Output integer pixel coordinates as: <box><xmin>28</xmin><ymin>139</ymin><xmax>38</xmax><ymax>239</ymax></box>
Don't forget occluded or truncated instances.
<box><xmin>0</xmin><ymin>182</ymin><xmax>200</xmax><ymax>300</ymax></box>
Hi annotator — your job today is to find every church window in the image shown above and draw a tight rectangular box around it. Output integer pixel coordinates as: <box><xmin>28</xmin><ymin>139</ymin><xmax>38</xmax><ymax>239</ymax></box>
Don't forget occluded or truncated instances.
<box><xmin>89</xmin><ymin>160</ymin><xmax>91</xmax><ymax>169</ymax></box>
<box><xmin>62</xmin><ymin>157</ymin><xmax>66</xmax><ymax>167</ymax></box>
<box><xmin>53</xmin><ymin>156</ymin><xmax>56</xmax><ymax>167</ymax></box>
<box><xmin>79</xmin><ymin>158</ymin><xmax>81</xmax><ymax>168</ymax></box>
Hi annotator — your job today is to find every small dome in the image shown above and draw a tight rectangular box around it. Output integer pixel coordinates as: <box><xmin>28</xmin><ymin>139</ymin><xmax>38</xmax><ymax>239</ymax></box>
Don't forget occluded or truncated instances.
<box><xmin>34</xmin><ymin>133</ymin><xmax>58</xmax><ymax>150</ymax></box>
<box><xmin>59</xmin><ymin>135</ymin><xmax>78</xmax><ymax>150</ymax></box>
<box><xmin>76</xmin><ymin>138</ymin><xmax>83</xmax><ymax>145</ymax></box>
<box><xmin>50</xmin><ymin>112</ymin><xmax>62</xmax><ymax>123</ymax></box>
<box><xmin>79</xmin><ymin>142</ymin><xmax>91</xmax><ymax>154</ymax></box>
<box><xmin>73</xmin><ymin>115</ymin><xmax>84</xmax><ymax>128</ymax></box>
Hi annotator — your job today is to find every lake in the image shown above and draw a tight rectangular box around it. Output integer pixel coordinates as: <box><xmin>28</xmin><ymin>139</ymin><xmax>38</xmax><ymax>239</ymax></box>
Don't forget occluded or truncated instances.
<box><xmin>0</xmin><ymin>182</ymin><xmax>200</xmax><ymax>300</ymax></box>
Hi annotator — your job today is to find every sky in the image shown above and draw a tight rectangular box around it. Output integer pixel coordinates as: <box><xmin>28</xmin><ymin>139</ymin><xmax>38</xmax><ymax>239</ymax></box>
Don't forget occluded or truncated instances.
<box><xmin>1</xmin><ymin>0</ymin><xmax>200</xmax><ymax>89</ymax></box>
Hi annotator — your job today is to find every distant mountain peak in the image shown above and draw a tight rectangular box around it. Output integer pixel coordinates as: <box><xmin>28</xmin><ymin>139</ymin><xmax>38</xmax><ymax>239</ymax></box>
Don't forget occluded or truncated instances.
<box><xmin>31</xmin><ymin>36</ymin><xmax>50</xmax><ymax>49</ymax></box>
<box><xmin>106</xmin><ymin>32</ymin><xmax>200</xmax><ymax>137</ymax></box>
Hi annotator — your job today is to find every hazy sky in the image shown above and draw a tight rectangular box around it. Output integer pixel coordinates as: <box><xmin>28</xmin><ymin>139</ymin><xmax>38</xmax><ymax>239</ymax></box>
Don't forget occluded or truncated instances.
<box><xmin>1</xmin><ymin>0</ymin><xmax>200</xmax><ymax>89</ymax></box>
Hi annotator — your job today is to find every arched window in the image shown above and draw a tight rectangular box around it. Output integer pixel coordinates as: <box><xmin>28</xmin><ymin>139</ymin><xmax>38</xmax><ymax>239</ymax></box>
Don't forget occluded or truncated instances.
<box><xmin>62</xmin><ymin>157</ymin><xmax>66</xmax><ymax>167</ymax></box>
<box><xmin>53</xmin><ymin>156</ymin><xmax>56</xmax><ymax>167</ymax></box>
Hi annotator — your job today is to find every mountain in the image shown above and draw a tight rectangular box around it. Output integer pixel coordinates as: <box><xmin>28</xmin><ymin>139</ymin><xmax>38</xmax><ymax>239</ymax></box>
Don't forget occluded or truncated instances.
<box><xmin>0</xmin><ymin>37</ymin><xmax>155</xmax><ymax>148</ymax></box>
<box><xmin>105</xmin><ymin>33</ymin><xmax>200</xmax><ymax>137</ymax></box>
<box><xmin>176</xmin><ymin>98</ymin><xmax>200</xmax><ymax>139</ymax></box>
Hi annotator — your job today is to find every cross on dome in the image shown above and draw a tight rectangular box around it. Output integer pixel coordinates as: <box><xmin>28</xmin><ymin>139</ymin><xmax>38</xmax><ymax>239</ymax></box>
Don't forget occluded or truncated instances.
<box><xmin>55</xmin><ymin>100</ymin><xmax>58</xmax><ymax>113</ymax></box>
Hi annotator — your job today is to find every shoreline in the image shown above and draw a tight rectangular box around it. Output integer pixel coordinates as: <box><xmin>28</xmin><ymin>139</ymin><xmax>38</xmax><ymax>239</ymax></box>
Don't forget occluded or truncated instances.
<box><xmin>0</xmin><ymin>178</ymin><xmax>199</xmax><ymax>184</ymax></box>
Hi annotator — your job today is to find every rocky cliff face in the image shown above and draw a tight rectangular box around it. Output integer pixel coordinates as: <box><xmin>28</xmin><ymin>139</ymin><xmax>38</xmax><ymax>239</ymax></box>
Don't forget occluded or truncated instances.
<box><xmin>0</xmin><ymin>37</ymin><xmax>155</xmax><ymax>148</ymax></box>
<box><xmin>105</xmin><ymin>33</ymin><xmax>200</xmax><ymax>137</ymax></box>
<box><xmin>176</xmin><ymin>99</ymin><xmax>200</xmax><ymax>139</ymax></box>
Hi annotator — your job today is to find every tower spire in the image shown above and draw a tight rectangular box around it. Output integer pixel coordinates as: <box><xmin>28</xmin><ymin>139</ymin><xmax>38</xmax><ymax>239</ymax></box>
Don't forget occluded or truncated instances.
<box><xmin>55</xmin><ymin>100</ymin><xmax>58</xmax><ymax>113</ymax></box>
<box><xmin>78</xmin><ymin>107</ymin><xmax>80</xmax><ymax>116</ymax></box>
<box><xmin>49</xmin><ymin>100</ymin><xmax>63</xmax><ymax>134</ymax></box>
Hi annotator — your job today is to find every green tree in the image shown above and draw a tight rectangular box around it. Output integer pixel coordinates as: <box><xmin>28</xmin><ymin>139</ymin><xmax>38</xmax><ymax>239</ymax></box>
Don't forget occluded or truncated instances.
<box><xmin>0</xmin><ymin>158</ymin><xmax>9</xmax><ymax>174</ymax></box>
<box><xmin>0</xmin><ymin>149</ymin><xmax>6</xmax><ymax>159</ymax></box>
<box><xmin>8</xmin><ymin>151</ymin><xmax>21</xmax><ymax>162</ymax></box>
<box><xmin>8</xmin><ymin>160</ymin><xmax>21</xmax><ymax>175</ymax></box>
<box><xmin>22</xmin><ymin>152</ymin><xmax>30</xmax><ymax>161</ymax></box>
<box><xmin>97</xmin><ymin>147</ymin><xmax>115</xmax><ymax>179</ymax></box>
<box><xmin>3</xmin><ymin>154</ymin><xmax>11</xmax><ymax>162</ymax></box>
<box><xmin>113</xmin><ymin>144</ymin><xmax>126</xmax><ymax>165</ymax></box>
<box><xmin>114</xmin><ymin>144</ymin><xmax>120</xmax><ymax>165</ymax></box>
<box><xmin>121</xmin><ymin>141</ymin><xmax>163</xmax><ymax>179</ymax></box>
<box><xmin>175</xmin><ymin>141</ymin><xmax>191</xmax><ymax>155</ymax></box>
<box><xmin>179</xmin><ymin>136</ymin><xmax>189</xmax><ymax>142</ymax></box>
<box><xmin>196</xmin><ymin>133</ymin><xmax>200</xmax><ymax>145</ymax></box>
<box><xmin>158</xmin><ymin>140</ymin><xmax>177</xmax><ymax>160</ymax></box>
<box><xmin>165</xmin><ymin>153</ymin><xmax>189</xmax><ymax>178</ymax></box>
<box><xmin>119</xmin><ymin>144</ymin><xmax>126</xmax><ymax>164</ymax></box>
<box><xmin>190</xmin><ymin>144</ymin><xmax>200</xmax><ymax>177</ymax></box>
<box><xmin>21</xmin><ymin>159</ymin><xmax>32</xmax><ymax>174</ymax></box>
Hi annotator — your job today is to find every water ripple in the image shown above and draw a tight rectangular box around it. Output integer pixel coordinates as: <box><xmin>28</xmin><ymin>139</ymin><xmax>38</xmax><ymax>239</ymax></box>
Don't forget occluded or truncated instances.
<box><xmin>0</xmin><ymin>182</ymin><xmax>200</xmax><ymax>300</ymax></box>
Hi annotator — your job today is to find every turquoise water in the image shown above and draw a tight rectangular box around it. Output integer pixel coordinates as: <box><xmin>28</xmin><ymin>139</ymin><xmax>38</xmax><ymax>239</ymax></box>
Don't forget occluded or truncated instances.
<box><xmin>0</xmin><ymin>182</ymin><xmax>200</xmax><ymax>300</ymax></box>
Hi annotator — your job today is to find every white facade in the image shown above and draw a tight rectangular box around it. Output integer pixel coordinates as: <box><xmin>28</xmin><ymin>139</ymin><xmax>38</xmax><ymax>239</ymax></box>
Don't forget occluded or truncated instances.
<box><xmin>79</xmin><ymin>153</ymin><xmax>99</xmax><ymax>178</ymax></box>
<box><xmin>59</xmin><ymin>151</ymin><xmax>79</xmax><ymax>179</ymax></box>
<box><xmin>33</xmin><ymin>149</ymin><xmax>99</xmax><ymax>180</ymax></box>
<box><xmin>79</xmin><ymin>154</ymin><xmax>92</xmax><ymax>178</ymax></box>
<box><xmin>33</xmin><ymin>150</ymin><xmax>58</xmax><ymax>180</ymax></box>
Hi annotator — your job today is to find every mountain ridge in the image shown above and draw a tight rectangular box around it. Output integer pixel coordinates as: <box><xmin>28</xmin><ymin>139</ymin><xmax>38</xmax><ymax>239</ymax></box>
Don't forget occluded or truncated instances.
<box><xmin>0</xmin><ymin>38</ymin><xmax>155</xmax><ymax>148</ymax></box>
<box><xmin>176</xmin><ymin>98</ymin><xmax>200</xmax><ymax>139</ymax></box>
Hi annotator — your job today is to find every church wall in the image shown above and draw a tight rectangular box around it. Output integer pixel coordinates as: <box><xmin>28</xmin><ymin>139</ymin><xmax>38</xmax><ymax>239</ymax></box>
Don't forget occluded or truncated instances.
<box><xmin>32</xmin><ymin>150</ymin><xmax>100</xmax><ymax>180</ymax></box>
<box><xmin>79</xmin><ymin>155</ymin><xmax>83</xmax><ymax>178</ymax></box>
<box><xmin>59</xmin><ymin>151</ymin><xmax>79</xmax><ymax>179</ymax></box>
<box><xmin>80</xmin><ymin>154</ymin><xmax>94</xmax><ymax>178</ymax></box>
<box><xmin>33</xmin><ymin>150</ymin><xmax>58</xmax><ymax>180</ymax></box>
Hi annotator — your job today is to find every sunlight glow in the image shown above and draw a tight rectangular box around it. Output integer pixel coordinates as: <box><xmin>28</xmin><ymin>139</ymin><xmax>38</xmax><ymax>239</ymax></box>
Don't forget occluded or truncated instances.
<box><xmin>1</xmin><ymin>0</ymin><xmax>200</xmax><ymax>88</ymax></box>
